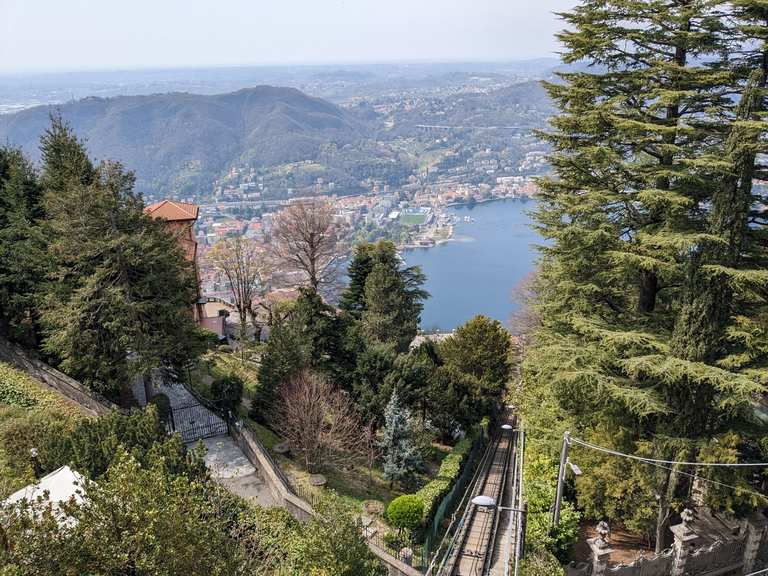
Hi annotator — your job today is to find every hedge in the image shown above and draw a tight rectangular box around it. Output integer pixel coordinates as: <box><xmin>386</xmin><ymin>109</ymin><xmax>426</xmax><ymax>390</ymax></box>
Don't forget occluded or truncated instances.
<box><xmin>414</xmin><ymin>430</ymin><xmax>481</xmax><ymax>527</ymax></box>
<box><xmin>0</xmin><ymin>362</ymin><xmax>84</xmax><ymax>418</ymax></box>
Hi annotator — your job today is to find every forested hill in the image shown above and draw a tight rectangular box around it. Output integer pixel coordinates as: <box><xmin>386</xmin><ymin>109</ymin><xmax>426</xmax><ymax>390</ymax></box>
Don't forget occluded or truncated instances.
<box><xmin>0</xmin><ymin>86</ymin><xmax>366</xmax><ymax>196</ymax></box>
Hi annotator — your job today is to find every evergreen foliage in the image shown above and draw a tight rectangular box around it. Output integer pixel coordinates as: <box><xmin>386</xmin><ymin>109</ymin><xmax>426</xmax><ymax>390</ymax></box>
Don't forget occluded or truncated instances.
<box><xmin>439</xmin><ymin>315</ymin><xmax>512</xmax><ymax>408</ymax></box>
<box><xmin>386</xmin><ymin>494</ymin><xmax>424</xmax><ymax>533</ymax></box>
<box><xmin>527</xmin><ymin>0</ymin><xmax>768</xmax><ymax>546</ymax></box>
<box><xmin>381</xmin><ymin>391</ymin><xmax>422</xmax><ymax>487</ymax></box>
<box><xmin>339</xmin><ymin>240</ymin><xmax>427</xmax><ymax>321</ymax></box>
<box><xmin>0</xmin><ymin>147</ymin><xmax>47</xmax><ymax>345</ymax></box>
<box><xmin>210</xmin><ymin>373</ymin><xmax>244</xmax><ymax>414</ymax></box>
<box><xmin>33</xmin><ymin>118</ymin><xmax>205</xmax><ymax>399</ymax></box>
<box><xmin>361</xmin><ymin>263</ymin><xmax>420</xmax><ymax>352</ymax></box>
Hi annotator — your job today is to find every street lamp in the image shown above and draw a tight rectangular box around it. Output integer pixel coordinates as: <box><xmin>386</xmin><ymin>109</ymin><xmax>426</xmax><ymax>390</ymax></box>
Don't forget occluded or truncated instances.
<box><xmin>471</xmin><ymin>495</ymin><xmax>525</xmax><ymax>513</ymax></box>
<box><xmin>471</xmin><ymin>495</ymin><xmax>526</xmax><ymax>576</ymax></box>
<box><xmin>552</xmin><ymin>432</ymin><xmax>583</xmax><ymax>528</ymax></box>
<box><xmin>567</xmin><ymin>459</ymin><xmax>582</xmax><ymax>476</ymax></box>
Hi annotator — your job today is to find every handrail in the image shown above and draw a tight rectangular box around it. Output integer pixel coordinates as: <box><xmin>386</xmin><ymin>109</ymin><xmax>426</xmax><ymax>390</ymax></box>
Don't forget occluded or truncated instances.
<box><xmin>432</xmin><ymin>429</ymin><xmax>503</xmax><ymax>576</ymax></box>
<box><xmin>483</xmin><ymin>423</ymin><xmax>516</xmax><ymax>574</ymax></box>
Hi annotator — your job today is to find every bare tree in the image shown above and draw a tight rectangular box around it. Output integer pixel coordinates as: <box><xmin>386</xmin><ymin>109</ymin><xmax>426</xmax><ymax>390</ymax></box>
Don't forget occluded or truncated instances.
<box><xmin>274</xmin><ymin>369</ymin><xmax>365</xmax><ymax>473</ymax></box>
<box><xmin>208</xmin><ymin>237</ymin><xmax>273</xmax><ymax>340</ymax></box>
<box><xmin>270</xmin><ymin>200</ymin><xmax>343</xmax><ymax>292</ymax></box>
<box><xmin>363</xmin><ymin>419</ymin><xmax>381</xmax><ymax>488</ymax></box>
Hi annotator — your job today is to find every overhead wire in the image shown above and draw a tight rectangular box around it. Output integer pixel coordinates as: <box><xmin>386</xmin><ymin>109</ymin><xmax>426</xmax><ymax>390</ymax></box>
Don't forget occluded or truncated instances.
<box><xmin>567</xmin><ymin>436</ymin><xmax>768</xmax><ymax>502</ymax></box>
<box><xmin>569</xmin><ymin>436</ymin><xmax>768</xmax><ymax>468</ymax></box>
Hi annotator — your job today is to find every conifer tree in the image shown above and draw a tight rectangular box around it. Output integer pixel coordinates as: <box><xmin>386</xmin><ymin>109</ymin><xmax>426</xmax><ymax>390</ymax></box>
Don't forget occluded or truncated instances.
<box><xmin>381</xmin><ymin>391</ymin><xmax>422</xmax><ymax>487</ymax></box>
<box><xmin>340</xmin><ymin>240</ymin><xmax>427</xmax><ymax>322</ymax></box>
<box><xmin>39</xmin><ymin>120</ymin><xmax>203</xmax><ymax>400</ymax></box>
<box><xmin>528</xmin><ymin>0</ymin><xmax>768</xmax><ymax>548</ymax></box>
<box><xmin>0</xmin><ymin>147</ymin><xmax>47</xmax><ymax>344</ymax></box>
<box><xmin>361</xmin><ymin>262</ymin><xmax>421</xmax><ymax>353</ymax></box>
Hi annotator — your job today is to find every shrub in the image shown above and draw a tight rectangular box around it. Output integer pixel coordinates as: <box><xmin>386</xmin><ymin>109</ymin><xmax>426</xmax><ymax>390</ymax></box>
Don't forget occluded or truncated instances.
<box><xmin>525</xmin><ymin>452</ymin><xmax>580</xmax><ymax>562</ymax></box>
<box><xmin>414</xmin><ymin>432</ymin><xmax>479</xmax><ymax>527</ymax></box>
<box><xmin>211</xmin><ymin>374</ymin><xmax>244</xmax><ymax>414</ymax></box>
<box><xmin>383</xmin><ymin>530</ymin><xmax>409</xmax><ymax>550</ymax></box>
<box><xmin>386</xmin><ymin>495</ymin><xmax>424</xmax><ymax>533</ymax></box>
<box><xmin>520</xmin><ymin>549</ymin><xmax>565</xmax><ymax>576</ymax></box>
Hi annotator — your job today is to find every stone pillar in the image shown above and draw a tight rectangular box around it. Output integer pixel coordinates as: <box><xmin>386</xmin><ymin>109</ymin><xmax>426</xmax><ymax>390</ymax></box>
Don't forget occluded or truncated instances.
<box><xmin>742</xmin><ymin>512</ymin><xmax>768</xmax><ymax>574</ymax></box>
<box><xmin>670</xmin><ymin>509</ymin><xmax>699</xmax><ymax>576</ymax></box>
<box><xmin>587</xmin><ymin>521</ymin><xmax>613</xmax><ymax>576</ymax></box>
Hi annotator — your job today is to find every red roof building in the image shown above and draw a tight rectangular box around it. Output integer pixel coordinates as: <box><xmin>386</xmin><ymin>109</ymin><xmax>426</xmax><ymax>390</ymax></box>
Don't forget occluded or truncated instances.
<box><xmin>145</xmin><ymin>200</ymin><xmax>205</xmax><ymax>322</ymax></box>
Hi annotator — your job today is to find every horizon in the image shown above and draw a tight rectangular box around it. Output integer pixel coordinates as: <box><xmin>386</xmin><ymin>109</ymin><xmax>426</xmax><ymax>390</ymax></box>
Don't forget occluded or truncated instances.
<box><xmin>1</xmin><ymin>0</ymin><xmax>575</xmax><ymax>75</ymax></box>
<box><xmin>0</xmin><ymin>56</ymin><xmax>564</xmax><ymax>79</ymax></box>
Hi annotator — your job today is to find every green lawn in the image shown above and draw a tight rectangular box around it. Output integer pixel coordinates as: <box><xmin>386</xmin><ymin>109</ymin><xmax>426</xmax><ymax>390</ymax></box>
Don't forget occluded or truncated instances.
<box><xmin>400</xmin><ymin>213</ymin><xmax>428</xmax><ymax>226</ymax></box>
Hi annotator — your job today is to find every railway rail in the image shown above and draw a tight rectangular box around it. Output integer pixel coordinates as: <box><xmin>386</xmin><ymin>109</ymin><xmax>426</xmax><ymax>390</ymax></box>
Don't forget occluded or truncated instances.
<box><xmin>430</xmin><ymin>412</ymin><xmax>523</xmax><ymax>576</ymax></box>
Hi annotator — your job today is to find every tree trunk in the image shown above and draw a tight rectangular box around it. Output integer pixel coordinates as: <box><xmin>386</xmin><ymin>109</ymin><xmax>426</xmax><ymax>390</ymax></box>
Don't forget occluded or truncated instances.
<box><xmin>638</xmin><ymin>271</ymin><xmax>658</xmax><ymax>313</ymax></box>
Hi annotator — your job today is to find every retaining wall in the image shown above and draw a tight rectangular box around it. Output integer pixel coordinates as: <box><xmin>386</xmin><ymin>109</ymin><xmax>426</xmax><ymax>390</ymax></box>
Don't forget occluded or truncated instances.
<box><xmin>0</xmin><ymin>338</ymin><xmax>118</xmax><ymax>416</ymax></box>
<box><xmin>229</xmin><ymin>419</ymin><xmax>422</xmax><ymax>573</ymax></box>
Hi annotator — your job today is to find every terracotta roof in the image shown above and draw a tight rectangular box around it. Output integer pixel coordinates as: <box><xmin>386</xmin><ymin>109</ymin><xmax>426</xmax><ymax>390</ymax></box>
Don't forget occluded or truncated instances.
<box><xmin>145</xmin><ymin>200</ymin><xmax>199</xmax><ymax>222</ymax></box>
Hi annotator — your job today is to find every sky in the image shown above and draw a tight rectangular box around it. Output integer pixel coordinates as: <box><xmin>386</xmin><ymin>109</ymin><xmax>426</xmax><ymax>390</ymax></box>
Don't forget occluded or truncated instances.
<box><xmin>0</xmin><ymin>0</ymin><xmax>576</xmax><ymax>73</ymax></box>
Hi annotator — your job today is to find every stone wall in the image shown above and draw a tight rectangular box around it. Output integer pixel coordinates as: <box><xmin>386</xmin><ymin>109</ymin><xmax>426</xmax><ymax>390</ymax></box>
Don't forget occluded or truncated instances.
<box><xmin>588</xmin><ymin>510</ymin><xmax>768</xmax><ymax>576</ymax></box>
<box><xmin>229</xmin><ymin>421</ymin><xmax>314</xmax><ymax>520</ymax></box>
<box><xmin>0</xmin><ymin>338</ymin><xmax>118</xmax><ymax>417</ymax></box>
<box><xmin>229</xmin><ymin>419</ymin><xmax>422</xmax><ymax>575</ymax></box>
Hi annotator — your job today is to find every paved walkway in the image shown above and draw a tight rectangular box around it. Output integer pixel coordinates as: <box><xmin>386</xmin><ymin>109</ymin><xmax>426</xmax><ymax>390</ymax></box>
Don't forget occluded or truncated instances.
<box><xmin>198</xmin><ymin>436</ymin><xmax>276</xmax><ymax>507</ymax></box>
<box><xmin>133</xmin><ymin>371</ymin><xmax>275</xmax><ymax>507</ymax></box>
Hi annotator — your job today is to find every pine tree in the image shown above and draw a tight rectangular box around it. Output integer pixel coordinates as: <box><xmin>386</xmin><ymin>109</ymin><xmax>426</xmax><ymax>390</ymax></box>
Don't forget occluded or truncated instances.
<box><xmin>381</xmin><ymin>391</ymin><xmax>422</xmax><ymax>487</ymax></box>
<box><xmin>0</xmin><ymin>147</ymin><xmax>47</xmax><ymax>344</ymax></box>
<box><xmin>528</xmin><ymin>0</ymin><xmax>768</xmax><ymax>548</ymax></box>
<box><xmin>361</xmin><ymin>262</ymin><xmax>422</xmax><ymax>353</ymax></box>
<box><xmin>340</xmin><ymin>240</ymin><xmax>427</xmax><ymax>322</ymax></box>
<box><xmin>39</xmin><ymin>120</ymin><xmax>203</xmax><ymax>400</ymax></box>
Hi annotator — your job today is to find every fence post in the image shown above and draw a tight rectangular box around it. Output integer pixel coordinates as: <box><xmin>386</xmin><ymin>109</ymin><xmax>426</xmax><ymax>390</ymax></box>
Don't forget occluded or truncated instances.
<box><xmin>743</xmin><ymin>512</ymin><xmax>768</xmax><ymax>574</ymax></box>
<box><xmin>670</xmin><ymin>509</ymin><xmax>698</xmax><ymax>576</ymax></box>
<box><xmin>588</xmin><ymin>521</ymin><xmax>613</xmax><ymax>576</ymax></box>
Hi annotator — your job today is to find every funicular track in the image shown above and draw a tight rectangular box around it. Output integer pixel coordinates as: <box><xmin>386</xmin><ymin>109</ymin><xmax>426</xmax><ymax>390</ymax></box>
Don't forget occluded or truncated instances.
<box><xmin>436</xmin><ymin>414</ymin><xmax>517</xmax><ymax>576</ymax></box>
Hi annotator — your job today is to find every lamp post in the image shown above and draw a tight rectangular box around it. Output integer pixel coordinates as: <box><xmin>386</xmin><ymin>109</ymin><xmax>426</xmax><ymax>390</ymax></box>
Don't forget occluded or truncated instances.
<box><xmin>472</xmin><ymin>495</ymin><xmax>526</xmax><ymax>576</ymax></box>
<box><xmin>552</xmin><ymin>432</ymin><xmax>583</xmax><ymax>528</ymax></box>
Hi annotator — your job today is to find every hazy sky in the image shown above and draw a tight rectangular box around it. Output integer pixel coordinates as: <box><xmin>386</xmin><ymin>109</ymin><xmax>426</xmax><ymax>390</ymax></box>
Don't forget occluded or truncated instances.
<box><xmin>1</xmin><ymin>0</ymin><xmax>576</xmax><ymax>73</ymax></box>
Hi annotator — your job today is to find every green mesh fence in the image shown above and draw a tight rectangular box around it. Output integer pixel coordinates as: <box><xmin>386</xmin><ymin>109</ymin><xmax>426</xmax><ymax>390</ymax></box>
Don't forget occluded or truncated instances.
<box><xmin>422</xmin><ymin>432</ymin><xmax>488</xmax><ymax>563</ymax></box>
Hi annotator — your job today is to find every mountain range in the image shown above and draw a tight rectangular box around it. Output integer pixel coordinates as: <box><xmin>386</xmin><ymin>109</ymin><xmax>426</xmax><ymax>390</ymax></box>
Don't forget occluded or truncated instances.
<box><xmin>0</xmin><ymin>86</ymin><xmax>366</xmax><ymax>196</ymax></box>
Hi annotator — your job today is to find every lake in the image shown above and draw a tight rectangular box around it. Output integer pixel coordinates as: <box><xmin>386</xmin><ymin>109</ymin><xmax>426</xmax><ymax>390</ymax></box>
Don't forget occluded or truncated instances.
<box><xmin>403</xmin><ymin>199</ymin><xmax>541</xmax><ymax>331</ymax></box>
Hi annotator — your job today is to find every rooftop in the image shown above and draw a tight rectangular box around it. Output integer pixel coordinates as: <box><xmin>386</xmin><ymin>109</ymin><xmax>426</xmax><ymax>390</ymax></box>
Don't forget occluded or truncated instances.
<box><xmin>4</xmin><ymin>465</ymin><xmax>86</xmax><ymax>508</ymax></box>
<box><xmin>145</xmin><ymin>200</ymin><xmax>199</xmax><ymax>222</ymax></box>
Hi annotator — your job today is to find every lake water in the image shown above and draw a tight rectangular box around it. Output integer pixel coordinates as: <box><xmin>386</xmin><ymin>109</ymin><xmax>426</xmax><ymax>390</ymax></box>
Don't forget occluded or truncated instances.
<box><xmin>403</xmin><ymin>199</ymin><xmax>541</xmax><ymax>331</ymax></box>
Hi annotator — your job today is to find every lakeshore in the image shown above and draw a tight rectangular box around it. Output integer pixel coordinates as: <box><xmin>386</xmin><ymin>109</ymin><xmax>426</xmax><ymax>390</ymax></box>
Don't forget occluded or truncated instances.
<box><xmin>403</xmin><ymin>198</ymin><xmax>541</xmax><ymax>331</ymax></box>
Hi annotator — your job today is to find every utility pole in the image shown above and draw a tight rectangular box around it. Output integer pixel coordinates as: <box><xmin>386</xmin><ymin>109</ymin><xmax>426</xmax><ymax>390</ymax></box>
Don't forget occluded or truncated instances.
<box><xmin>552</xmin><ymin>431</ymin><xmax>570</xmax><ymax>528</ymax></box>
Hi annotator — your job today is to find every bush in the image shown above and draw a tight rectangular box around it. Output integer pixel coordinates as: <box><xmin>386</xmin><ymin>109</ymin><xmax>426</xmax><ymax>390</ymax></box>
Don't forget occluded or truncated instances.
<box><xmin>149</xmin><ymin>393</ymin><xmax>172</xmax><ymax>423</ymax></box>
<box><xmin>414</xmin><ymin>432</ymin><xmax>479</xmax><ymax>527</ymax></box>
<box><xmin>386</xmin><ymin>495</ymin><xmax>424</xmax><ymax>532</ymax></box>
<box><xmin>211</xmin><ymin>374</ymin><xmax>244</xmax><ymax>414</ymax></box>
<box><xmin>520</xmin><ymin>550</ymin><xmax>564</xmax><ymax>576</ymax></box>
<box><xmin>525</xmin><ymin>452</ymin><xmax>580</xmax><ymax>562</ymax></box>
<box><xmin>383</xmin><ymin>530</ymin><xmax>409</xmax><ymax>550</ymax></box>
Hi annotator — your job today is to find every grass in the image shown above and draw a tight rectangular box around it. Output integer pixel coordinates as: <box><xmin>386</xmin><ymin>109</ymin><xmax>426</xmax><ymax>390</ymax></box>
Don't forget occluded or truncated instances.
<box><xmin>0</xmin><ymin>363</ymin><xmax>86</xmax><ymax>498</ymax></box>
<box><xmin>0</xmin><ymin>362</ymin><xmax>86</xmax><ymax>418</ymax></box>
<box><xmin>244</xmin><ymin>415</ymin><xmax>452</xmax><ymax>521</ymax></box>
<box><xmin>400</xmin><ymin>213</ymin><xmax>428</xmax><ymax>226</ymax></box>
<box><xmin>186</xmin><ymin>347</ymin><xmax>262</xmax><ymax>402</ymax></box>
